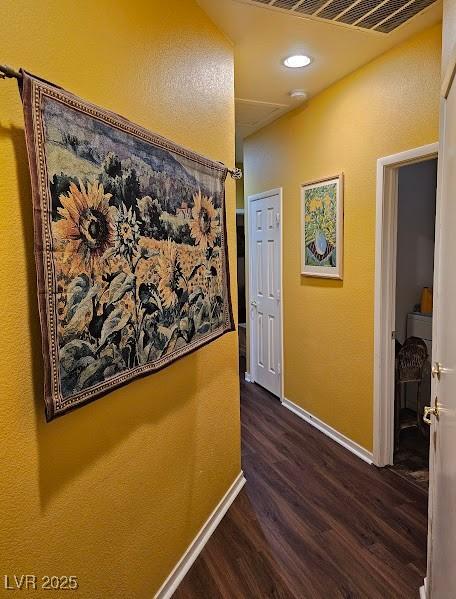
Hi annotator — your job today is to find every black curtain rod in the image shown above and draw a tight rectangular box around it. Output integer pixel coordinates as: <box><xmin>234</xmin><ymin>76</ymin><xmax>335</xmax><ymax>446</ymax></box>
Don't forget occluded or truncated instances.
<box><xmin>0</xmin><ymin>64</ymin><xmax>21</xmax><ymax>79</ymax></box>
<box><xmin>0</xmin><ymin>64</ymin><xmax>242</xmax><ymax>180</ymax></box>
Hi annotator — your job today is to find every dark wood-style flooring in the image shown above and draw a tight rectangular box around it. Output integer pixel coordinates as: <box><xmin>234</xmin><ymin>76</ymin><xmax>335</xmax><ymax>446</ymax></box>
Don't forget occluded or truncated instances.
<box><xmin>391</xmin><ymin>408</ymin><xmax>429</xmax><ymax>491</ymax></box>
<box><xmin>174</xmin><ymin>371</ymin><xmax>428</xmax><ymax>599</ymax></box>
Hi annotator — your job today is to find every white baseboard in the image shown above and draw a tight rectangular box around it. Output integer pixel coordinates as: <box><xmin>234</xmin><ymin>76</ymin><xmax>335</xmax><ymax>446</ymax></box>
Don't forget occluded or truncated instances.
<box><xmin>244</xmin><ymin>372</ymin><xmax>253</xmax><ymax>383</ymax></box>
<box><xmin>420</xmin><ymin>576</ymin><xmax>428</xmax><ymax>599</ymax></box>
<box><xmin>282</xmin><ymin>397</ymin><xmax>373</xmax><ymax>465</ymax></box>
<box><xmin>155</xmin><ymin>471</ymin><xmax>246</xmax><ymax>599</ymax></box>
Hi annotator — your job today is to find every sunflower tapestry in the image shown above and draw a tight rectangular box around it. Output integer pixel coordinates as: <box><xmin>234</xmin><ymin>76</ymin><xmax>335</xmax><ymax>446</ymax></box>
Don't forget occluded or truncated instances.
<box><xmin>20</xmin><ymin>72</ymin><xmax>234</xmax><ymax>420</ymax></box>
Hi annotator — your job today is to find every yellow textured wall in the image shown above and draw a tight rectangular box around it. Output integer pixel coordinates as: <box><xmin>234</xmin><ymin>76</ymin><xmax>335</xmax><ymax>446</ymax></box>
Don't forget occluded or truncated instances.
<box><xmin>0</xmin><ymin>1</ymin><xmax>239</xmax><ymax>597</ymax></box>
<box><xmin>244</xmin><ymin>24</ymin><xmax>441</xmax><ymax>451</ymax></box>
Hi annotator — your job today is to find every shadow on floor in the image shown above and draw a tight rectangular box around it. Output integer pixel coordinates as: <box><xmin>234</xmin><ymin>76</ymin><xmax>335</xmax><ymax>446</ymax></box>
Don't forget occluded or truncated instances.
<box><xmin>389</xmin><ymin>408</ymin><xmax>429</xmax><ymax>491</ymax></box>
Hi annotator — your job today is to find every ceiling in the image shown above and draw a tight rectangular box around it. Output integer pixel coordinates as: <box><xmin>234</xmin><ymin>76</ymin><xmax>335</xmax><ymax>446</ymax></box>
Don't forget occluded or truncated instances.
<box><xmin>197</xmin><ymin>0</ymin><xmax>442</xmax><ymax>160</ymax></box>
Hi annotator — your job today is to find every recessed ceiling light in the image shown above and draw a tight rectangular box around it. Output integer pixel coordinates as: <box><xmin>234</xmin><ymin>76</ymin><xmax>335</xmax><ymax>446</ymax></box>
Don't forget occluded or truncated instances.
<box><xmin>283</xmin><ymin>55</ymin><xmax>312</xmax><ymax>69</ymax></box>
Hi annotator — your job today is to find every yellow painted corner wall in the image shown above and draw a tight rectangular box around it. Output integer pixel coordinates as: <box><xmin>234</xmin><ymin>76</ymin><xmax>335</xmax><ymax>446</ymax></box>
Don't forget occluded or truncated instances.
<box><xmin>244</xmin><ymin>24</ymin><xmax>441</xmax><ymax>451</ymax></box>
<box><xmin>0</xmin><ymin>1</ymin><xmax>239</xmax><ymax>597</ymax></box>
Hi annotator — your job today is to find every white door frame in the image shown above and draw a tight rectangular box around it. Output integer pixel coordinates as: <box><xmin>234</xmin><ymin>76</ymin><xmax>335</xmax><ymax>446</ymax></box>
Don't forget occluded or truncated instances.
<box><xmin>373</xmin><ymin>142</ymin><xmax>439</xmax><ymax>467</ymax></box>
<box><xmin>246</xmin><ymin>188</ymin><xmax>284</xmax><ymax>400</ymax></box>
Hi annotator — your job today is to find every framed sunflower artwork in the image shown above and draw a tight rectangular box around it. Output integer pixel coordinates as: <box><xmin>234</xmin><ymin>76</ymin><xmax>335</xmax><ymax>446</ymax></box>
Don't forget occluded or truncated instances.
<box><xmin>301</xmin><ymin>174</ymin><xmax>344</xmax><ymax>279</ymax></box>
<box><xmin>19</xmin><ymin>71</ymin><xmax>234</xmax><ymax>420</ymax></box>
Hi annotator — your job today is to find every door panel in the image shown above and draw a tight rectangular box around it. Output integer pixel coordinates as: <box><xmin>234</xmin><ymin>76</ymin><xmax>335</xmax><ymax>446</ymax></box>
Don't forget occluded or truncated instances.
<box><xmin>249</xmin><ymin>191</ymin><xmax>281</xmax><ymax>398</ymax></box>
<box><xmin>427</xmin><ymin>70</ymin><xmax>456</xmax><ymax>597</ymax></box>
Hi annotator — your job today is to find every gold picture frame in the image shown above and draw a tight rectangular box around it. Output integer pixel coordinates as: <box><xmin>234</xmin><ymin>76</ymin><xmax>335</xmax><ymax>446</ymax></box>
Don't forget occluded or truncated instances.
<box><xmin>301</xmin><ymin>174</ymin><xmax>344</xmax><ymax>279</ymax></box>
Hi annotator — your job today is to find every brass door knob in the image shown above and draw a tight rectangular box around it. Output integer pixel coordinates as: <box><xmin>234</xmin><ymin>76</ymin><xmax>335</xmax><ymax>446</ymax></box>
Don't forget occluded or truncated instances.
<box><xmin>423</xmin><ymin>399</ymin><xmax>440</xmax><ymax>425</ymax></box>
<box><xmin>432</xmin><ymin>362</ymin><xmax>442</xmax><ymax>379</ymax></box>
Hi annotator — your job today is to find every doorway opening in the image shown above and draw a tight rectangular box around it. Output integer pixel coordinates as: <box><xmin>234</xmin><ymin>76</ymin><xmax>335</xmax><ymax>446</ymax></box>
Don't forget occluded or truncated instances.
<box><xmin>393</xmin><ymin>158</ymin><xmax>437</xmax><ymax>489</ymax></box>
<box><xmin>374</xmin><ymin>143</ymin><xmax>438</xmax><ymax>482</ymax></box>
<box><xmin>246</xmin><ymin>188</ymin><xmax>283</xmax><ymax>399</ymax></box>
<box><xmin>236</xmin><ymin>209</ymin><xmax>247</xmax><ymax>361</ymax></box>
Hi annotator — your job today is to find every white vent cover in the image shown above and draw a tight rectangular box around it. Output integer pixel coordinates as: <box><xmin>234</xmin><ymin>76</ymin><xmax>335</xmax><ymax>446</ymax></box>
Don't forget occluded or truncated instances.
<box><xmin>236</xmin><ymin>98</ymin><xmax>288</xmax><ymax>127</ymax></box>
<box><xmin>240</xmin><ymin>0</ymin><xmax>438</xmax><ymax>33</ymax></box>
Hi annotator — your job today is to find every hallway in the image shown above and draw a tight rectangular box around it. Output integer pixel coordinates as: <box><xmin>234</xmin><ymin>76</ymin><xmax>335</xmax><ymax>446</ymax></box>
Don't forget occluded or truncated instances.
<box><xmin>175</xmin><ymin>374</ymin><xmax>428</xmax><ymax>598</ymax></box>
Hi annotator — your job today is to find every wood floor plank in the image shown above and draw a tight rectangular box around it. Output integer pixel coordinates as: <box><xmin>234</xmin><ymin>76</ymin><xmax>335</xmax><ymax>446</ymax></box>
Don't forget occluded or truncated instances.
<box><xmin>174</xmin><ymin>373</ymin><xmax>428</xmax><ymax>599</ymax></box>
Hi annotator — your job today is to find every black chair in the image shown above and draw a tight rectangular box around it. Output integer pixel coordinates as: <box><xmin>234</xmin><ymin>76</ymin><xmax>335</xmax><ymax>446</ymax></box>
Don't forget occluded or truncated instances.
<box><xmin>395</xmin><ymin>336</ymin><xmax>428</xmax><ymax>450</ymax></box>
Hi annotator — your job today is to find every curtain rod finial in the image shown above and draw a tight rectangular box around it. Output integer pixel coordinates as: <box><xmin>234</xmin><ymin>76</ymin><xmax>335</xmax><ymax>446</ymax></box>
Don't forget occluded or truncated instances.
<box><xmin>0</xmin><ymin>65</ymin><xmax>21</xmax><ymax>80</ymax></box>
<box><xmin>230</xmin><ymin>167</ymin><xmax>243</xmax><ymax>180</ymax></box>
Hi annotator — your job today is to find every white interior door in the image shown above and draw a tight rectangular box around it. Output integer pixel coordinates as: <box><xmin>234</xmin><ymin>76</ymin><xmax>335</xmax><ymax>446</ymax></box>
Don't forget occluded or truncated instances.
<box><xmin>426</xmin><ymin>66</ymin><xmax>456</xmax><ymax>598</ymax></box>
<box><xmin>248</xmin><ymin>189</ymin><xmax>282</xmax><ymax>398</ymax></box>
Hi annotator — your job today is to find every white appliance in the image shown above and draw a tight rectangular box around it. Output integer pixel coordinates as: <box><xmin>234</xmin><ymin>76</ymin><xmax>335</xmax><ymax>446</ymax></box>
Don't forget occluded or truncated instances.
<box><xmin>406</xmin><ymin>312</ymin><xmax>432</xmax><ymax>355</ymax></box>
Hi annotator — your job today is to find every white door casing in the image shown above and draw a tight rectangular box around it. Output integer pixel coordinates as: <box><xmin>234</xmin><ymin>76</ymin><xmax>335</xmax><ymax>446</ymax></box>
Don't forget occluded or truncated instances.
<box><xmin>247</xmin><ymin>189</ymin><xmax>282</xmax><ymax>398</ymax></box>
<box><xmin>426</xmin><ymin>62</ymin><xmax>456</xmax><ymax>598</ymax></box>
<box><xmin>373</xmin><ymin>142</ymin><xmax>438</xmax><ymax>467</ymax></box>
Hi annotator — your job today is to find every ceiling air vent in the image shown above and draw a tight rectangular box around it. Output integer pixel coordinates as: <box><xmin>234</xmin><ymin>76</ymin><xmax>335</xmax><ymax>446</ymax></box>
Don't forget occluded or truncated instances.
<box><xmin>240</xmin><ymin>0</ymin><xmax>439</xmax><ymax>33</ymax></box>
